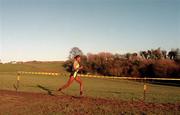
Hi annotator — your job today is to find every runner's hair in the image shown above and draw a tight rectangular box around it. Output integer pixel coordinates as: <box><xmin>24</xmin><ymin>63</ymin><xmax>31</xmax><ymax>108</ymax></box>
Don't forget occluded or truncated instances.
<box><xmin>74</xmin><ymin>55</ymin><xmax>80</xmax><ymax>59</ymax></box>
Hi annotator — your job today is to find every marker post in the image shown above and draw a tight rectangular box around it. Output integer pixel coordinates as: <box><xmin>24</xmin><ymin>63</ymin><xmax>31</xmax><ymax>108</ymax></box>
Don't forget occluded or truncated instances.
<box><xmin>143</xmin><ymin>77</ymin><xmax>147</xmax><ymax>101</ymax></box>
<box><xmin>16</xmin><ymin>72</ymin><xmax>20</xmax><ymax>91</ymax></box>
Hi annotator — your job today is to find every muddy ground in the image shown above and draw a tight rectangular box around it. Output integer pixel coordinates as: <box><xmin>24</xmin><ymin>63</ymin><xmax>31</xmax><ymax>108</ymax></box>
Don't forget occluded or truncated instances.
<box><xmin>0</xmin><ymin>90</ymin><xmax>179</xmax><ymax>115</ymax></box>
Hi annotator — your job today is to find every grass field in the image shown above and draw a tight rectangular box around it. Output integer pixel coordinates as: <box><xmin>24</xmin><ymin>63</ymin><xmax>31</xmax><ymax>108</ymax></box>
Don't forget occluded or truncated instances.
<box><xmin>0</xmin><ymin>62</ymin><xmax>67</xmax><ymax>73</ymax></box>
<box><xmin>1</xmin><ymin>72</ymin><xmax>180</xmax><ymax>103</ymax></box>
<box><xmin>0</xmin><ymin>63</ymin><xmax>180</xmax><ymax>114</ymax></box>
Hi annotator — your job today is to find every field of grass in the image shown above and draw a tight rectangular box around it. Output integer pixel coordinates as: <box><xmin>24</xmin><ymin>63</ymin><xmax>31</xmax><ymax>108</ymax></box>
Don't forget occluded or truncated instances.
<box><xmin>0</xmin><ymin>62</ymin><xmax>67</xmax><ymax>73</ymax></box>
<box><xmin>0</xmin><ymin>63</ymin><xmax>180</xmax><ymax>114</ymax></box>
<box><xmin>0</xmin><ymin>72</ymin><xmax>180</xmax><ymax>103</ymax></box>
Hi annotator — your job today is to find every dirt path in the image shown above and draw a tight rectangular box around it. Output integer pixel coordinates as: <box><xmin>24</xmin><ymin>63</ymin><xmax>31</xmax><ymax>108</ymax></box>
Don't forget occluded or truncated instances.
<box><xmin>0</xmin><ymin>90</ymin><xmax>179</xmax><ymax>115</ymax></box>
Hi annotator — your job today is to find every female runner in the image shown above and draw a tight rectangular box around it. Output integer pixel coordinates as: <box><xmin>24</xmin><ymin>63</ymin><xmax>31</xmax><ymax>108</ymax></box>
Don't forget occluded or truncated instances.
<box><xmin>58</xmin><ymin>55</ymin><xmax>83</xmax><ymax>95</ymax></box>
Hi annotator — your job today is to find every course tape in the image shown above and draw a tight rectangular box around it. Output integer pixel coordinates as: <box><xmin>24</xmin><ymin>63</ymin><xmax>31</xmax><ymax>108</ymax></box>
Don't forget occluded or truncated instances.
<box><xmin>18</xmin><ymin>71</ymin><xmax>61</xmax><ymax>76</ymax></box>
<box><xmin>17</xmin><ymin>71</ymin><xmax>180</xmax><ymax>81</ymax></box>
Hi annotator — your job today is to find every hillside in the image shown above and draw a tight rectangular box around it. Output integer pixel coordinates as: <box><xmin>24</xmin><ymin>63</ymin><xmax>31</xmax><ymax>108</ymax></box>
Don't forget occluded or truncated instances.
<box><xmin>0</xmin><ymin>61</ymin><xmax>66</xmax><ymax>73</ymax></box>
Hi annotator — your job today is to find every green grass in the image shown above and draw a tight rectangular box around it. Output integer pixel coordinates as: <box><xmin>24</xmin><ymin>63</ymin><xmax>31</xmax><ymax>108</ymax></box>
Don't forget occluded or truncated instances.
<box><xmin>0</xmin><ymin>62</ymin><xmax>180</xmax><ymax>103</ymax></box>
<box><xmin>0</xmin><ymin>62</ymin><xmax>179</xmax><ymax>114</ymax></box>
<box><xmin>0</xmin><ymin>62</ymin><xmax>66</xmax><ymax>73</ymax></box>
<box><xmin>0</xmin><ymin>72</ymin><xmax>180</xmax><ymax>103</ymax></box>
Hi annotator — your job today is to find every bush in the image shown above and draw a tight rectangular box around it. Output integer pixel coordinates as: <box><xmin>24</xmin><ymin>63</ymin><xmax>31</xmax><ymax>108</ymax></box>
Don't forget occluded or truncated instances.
<box><xmin>64</xmin><ymin>52</ymin><xmax>180</xmax><ymax>78</ymax></box>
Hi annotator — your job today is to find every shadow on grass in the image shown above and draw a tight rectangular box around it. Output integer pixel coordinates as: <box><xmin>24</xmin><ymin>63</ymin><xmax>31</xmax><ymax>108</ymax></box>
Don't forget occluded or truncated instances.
<box><xmin>37</xmin><ymin>85</ymin><xmax>54</xmax><ymax>96</ymax></box>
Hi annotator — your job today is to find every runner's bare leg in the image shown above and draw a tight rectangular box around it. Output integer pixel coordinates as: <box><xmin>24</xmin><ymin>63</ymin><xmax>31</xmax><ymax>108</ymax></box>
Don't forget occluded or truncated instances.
<box><xmin>58</xmin><ymin>76</ymin><xmax>74</xmax><ymax>91</ymax></box>
<box><xmin>75</xmin><ymin>76</ymin><xmax>83</xmax><ymax>95</ymax></box>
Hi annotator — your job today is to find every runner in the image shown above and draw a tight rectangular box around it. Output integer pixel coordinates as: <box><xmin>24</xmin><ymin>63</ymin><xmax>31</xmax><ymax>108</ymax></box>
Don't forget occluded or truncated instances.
<box><xmin>58</xmin><ymin>55</ymin><xmax>83</xmax><ymax>96</ymax></box>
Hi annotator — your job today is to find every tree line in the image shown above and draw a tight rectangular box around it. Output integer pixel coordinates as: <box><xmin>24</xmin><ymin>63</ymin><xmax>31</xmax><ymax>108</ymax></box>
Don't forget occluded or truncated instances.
<box><xmin>64</xmin><ymin>47</ymin><xmax>180</xmax><ymax>78</ymax></box>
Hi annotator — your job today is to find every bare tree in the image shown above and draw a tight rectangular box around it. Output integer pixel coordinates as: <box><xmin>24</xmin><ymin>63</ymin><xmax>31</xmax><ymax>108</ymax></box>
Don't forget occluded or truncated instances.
<box><xmin>140</xmin><ymin>51</ymin><xmax>148</xmax><ymax>59</ymax></box>
<box><xmin>161</xmin><ymin>50</ymin><xmax>167</xmax><ymax>59</ymax></box>
<box><xmin>168</xmin><ymin>48</ymin><xmax>180</xmax><ymax>61</ymax></box>
<box><xmin>168</xmin><ymin>51</ymin><xmax>176</xmax><ymax>60</ymax></box>
<box><xmin>68</xmin><ymin>47</ymin><xmax>83</xmax><ymax>60</ymax></box>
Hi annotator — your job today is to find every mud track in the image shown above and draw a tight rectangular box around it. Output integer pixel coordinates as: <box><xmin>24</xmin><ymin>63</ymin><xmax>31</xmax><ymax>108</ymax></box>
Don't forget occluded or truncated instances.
<box><xmin>0</xmin><ymin>90</ymin><xmax>179</xmax><ymax>115</ymax></box>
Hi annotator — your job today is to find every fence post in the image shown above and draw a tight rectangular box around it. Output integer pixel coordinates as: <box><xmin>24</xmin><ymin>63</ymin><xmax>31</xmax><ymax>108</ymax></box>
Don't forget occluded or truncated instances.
<box><xmin>16</xmin><ymin>72</ymin><xmax>20</xmax><ymax>91</ymax></box>
<box><xmin>143</xmin><ymin>77</ymin><xmax>147</xmax><ymax>101</ymax></box>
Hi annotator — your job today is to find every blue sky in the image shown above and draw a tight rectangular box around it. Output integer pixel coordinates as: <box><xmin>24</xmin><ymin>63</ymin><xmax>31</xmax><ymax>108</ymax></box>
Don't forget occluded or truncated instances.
<box><xmin>0</xmin><ymin>0</ymin><xmax>180</xmax><ymax>62</ymax></box>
